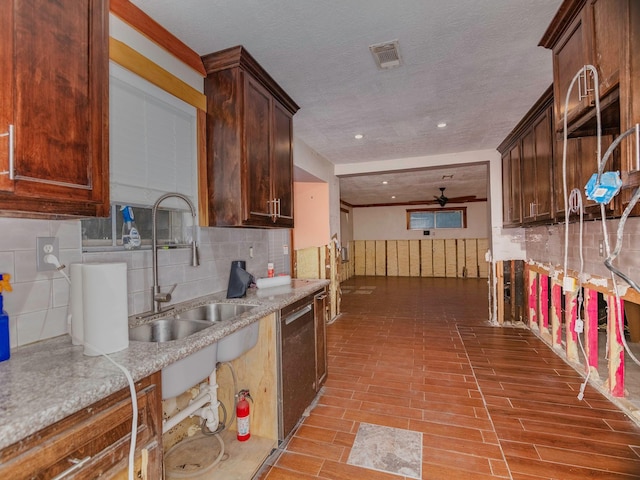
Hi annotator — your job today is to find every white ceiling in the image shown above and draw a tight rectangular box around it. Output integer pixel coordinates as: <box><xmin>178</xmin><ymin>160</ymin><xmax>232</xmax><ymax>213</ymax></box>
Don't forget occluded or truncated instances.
<box><xmin>130</xmin><ymin>0</ymin><xmax>562</xmax><ymax>205</ymax></box>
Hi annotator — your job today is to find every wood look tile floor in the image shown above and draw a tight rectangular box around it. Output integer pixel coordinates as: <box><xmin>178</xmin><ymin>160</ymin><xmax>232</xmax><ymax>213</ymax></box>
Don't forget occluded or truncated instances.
<box><xmin>259</xmin><ymin>276</ymin><xmax>640</xmax><ymax>479</ymax></box>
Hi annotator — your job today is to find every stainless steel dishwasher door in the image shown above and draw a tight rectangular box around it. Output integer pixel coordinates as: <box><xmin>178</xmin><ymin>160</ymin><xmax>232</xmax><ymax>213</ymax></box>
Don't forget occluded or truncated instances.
<box><xmin>278</xmin><ymin>297</ymin><xmax>316</xmax><ymax>441</ymax></box>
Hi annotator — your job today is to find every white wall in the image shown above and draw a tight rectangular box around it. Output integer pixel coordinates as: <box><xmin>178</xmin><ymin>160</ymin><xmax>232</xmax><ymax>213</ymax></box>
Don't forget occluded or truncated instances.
<box><xmin>353</xmin><ymin>202</ymin><xmax>488</xmax><ymax>240</ymax></box>
<box><xmin>340</xmin><ymin>205</ymin><xmax>354</xmax><ymax>245</ymax></box>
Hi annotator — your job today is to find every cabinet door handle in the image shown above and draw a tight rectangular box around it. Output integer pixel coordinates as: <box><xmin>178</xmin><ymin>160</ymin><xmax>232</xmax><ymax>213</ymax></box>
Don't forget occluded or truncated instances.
<box><xmin>51</xmin><ymin>456</ymin><xmax>92</xmax><ymax>480</ymax></box>
<box><xmin>578</xmin><ymin>66</ymin><xmax>593</xmax><ymax>102</ymax></box>
<box><xmin>0</xmin><ymin>124</ymin><xmax>15</xmax><ymax>180</ymax></box>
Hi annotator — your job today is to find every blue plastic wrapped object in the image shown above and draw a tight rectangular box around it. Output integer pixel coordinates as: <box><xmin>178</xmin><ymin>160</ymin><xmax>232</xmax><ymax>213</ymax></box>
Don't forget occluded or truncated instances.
<box><xmin>585</xmin><ymin>171</ymin><xmax>622</xmax><ymax>205</ymax></box>
<box><xmin>0</xmin><ymin>273</ymin><xmax>12</xmax><ymax>362</ymax></box>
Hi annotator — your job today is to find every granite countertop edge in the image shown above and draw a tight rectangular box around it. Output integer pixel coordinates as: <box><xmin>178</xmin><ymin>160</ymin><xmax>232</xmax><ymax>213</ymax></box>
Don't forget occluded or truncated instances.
<box><xmin>0</xmin><ymin>278</ymin><xmax>328</xmax><ymax>450</ymax></box>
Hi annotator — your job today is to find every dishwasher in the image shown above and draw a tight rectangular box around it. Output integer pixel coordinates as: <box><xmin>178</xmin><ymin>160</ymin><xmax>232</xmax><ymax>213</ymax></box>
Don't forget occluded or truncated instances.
<box><xmin>277</xmin><ymin>293</ymin><xmax>317</xmax><ymax>441</ymax></box>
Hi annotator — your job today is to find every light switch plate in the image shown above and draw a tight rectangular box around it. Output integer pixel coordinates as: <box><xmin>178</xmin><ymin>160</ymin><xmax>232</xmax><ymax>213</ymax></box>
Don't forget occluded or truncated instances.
<box><xmin>36</xmin><ymin>237</ymin><xmax>59</xmax><ymax>272</ymax></box>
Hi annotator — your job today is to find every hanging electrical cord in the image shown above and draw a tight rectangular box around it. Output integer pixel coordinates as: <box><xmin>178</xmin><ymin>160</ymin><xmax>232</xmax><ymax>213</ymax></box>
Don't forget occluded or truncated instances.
<box><xmin>45</xmin><ymin>255</ymin><xmax>139</xmax><ymax>480</ymax></box>
<box><xmin>602</xmin><ymin>185</ymin><xmax>640</xmax><ymax>368</ymax></box>
<box><xmin>561</xmin><ymin>65</ymin><xmax>602</xmax><ymax>401</ymax></box>
<box><xmin>567</xmin><ymin>188</ymin><xmax>591</xmax><ymax>400</ymax></box>
<box><xmin>562</xmin><ymin>65</ymin><xmax>601</xmax><ymax>278</ymax></box>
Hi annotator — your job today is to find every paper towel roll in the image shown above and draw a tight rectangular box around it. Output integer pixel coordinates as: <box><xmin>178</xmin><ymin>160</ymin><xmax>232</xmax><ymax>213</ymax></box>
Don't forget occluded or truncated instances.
<box><xmin>256</xmin><ymin>275</ymin><xmax>291</xmax><ymax>289</ymax></box>
<box><xmin>82</xmin><ymin>263</ymin><xmax>129</xmax><ymax>356</ymax></box>
<box><xmin>69</xmin><ymin>263</ymin><xmax>84</xmax><ymax>345</ymax></box>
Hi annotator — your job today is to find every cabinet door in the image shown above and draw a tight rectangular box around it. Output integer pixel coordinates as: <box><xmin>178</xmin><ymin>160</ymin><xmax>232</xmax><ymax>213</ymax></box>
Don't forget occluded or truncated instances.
<box><xmin>521</xmin><ymin>130</ymin><xmax>537</xmax><ymax>223</ymax></box>
<box><xmin>0</xmin><ymin>0</ymin><xmax>108</xmax><ymax>216</ymax></box>
<box><xmin>579</xmin><ymin>134</ymin><xmax>616</xmax><ymax>216</ymax></box>
<box><xmin>314</xmin><ymin>291</ymin><xmax>328</xmax><ymax>390</ymax></box>
<box><xmin>587</xmin><ymin>0</ymin><xmax>624</xmax><ymax>97</ymax></box>
<box><xmin>555</xmin><ymin>137</ymin><xmax>580</xmax><ymax>219</ymax></box>
<box><xmin>502</xmin><ymin>152</ymin><xmax>513</xmax><ymax>226</ymax></box>
<box><xmin>532</xmin><ymin>108</ymin><xmax>554</xmax><ymax>221</ymax></box>
<box><xmin>554</xmin><ymin>134</ymin><xmax>615</xmax><ymax>219</ymax></box>
<box><xmin>502</xmin><ymin>143</ymin><xmax>522</xmax><ymax>227</ymax></box>
<box><xmin>552</xmin><ymin>11</ymin><xmax>591</xmax><ymax>130</ymax></box>
<box><xmin>244</xmin><ymin>76</ymin><xmax>273</xmax><ymax>224</ymax></box>
<box><xmin>272</xmin><ymin>101</ymin><xmax>294</xmax><ymax>227</ymax></box>
<box><xmin>0</xmin><ymin>373</ymin><xmax>162</xmax><ymax>479</ymax></box>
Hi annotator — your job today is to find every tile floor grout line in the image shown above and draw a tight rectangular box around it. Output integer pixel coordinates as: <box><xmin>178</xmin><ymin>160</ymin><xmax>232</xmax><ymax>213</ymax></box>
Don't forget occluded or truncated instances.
<box><xmin>453</xmin><ymin>320</ymin><xmax>514</xmax><ymax>480</ymax></box>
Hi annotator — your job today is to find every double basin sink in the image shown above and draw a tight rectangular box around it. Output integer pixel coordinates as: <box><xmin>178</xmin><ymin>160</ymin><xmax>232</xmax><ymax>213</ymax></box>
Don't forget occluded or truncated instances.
<box><xmin>129</xmin><ymin>302</ymin><xmax>259</xmax><ymax>399</ymax></box>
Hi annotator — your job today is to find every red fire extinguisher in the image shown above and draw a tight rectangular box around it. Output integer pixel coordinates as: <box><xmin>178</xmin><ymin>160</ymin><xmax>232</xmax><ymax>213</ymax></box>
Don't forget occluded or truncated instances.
<box><xmin>236</xmin><ymin>389</ymin><xmax>252</xmax><ymax>442</ymax></box>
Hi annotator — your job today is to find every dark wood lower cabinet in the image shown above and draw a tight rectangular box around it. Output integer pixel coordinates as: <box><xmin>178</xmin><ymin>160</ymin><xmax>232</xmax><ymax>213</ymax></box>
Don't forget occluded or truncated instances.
<box><xmin>0</xmin><ymin>372</ymin><xmax>163</xmax><ymax>479</ymax></box>
<box><xmin>315</xmin><ymin>289</ymin><xmax>329</xmax><ymax>390</ymax></box>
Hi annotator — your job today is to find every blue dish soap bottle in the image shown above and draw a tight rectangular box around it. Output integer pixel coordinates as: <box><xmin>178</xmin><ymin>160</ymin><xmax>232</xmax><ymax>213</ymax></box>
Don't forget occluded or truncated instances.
<box><xmin>0</xmin><ymin>273</ymin><xmax>13</xmax><ymax>362</ymax></box>
<box><xmin>121</xmin><ymin>205</ymin><xmax>141</xmax><ymax>250</ymax></box>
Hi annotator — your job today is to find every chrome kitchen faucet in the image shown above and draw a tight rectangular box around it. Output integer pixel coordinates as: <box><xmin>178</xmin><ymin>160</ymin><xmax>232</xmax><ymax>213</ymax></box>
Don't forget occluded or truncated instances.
<box><xmin>150</xmin><ymin>193</ymin><xmax>200</xmax><ymax>314</ymax></box>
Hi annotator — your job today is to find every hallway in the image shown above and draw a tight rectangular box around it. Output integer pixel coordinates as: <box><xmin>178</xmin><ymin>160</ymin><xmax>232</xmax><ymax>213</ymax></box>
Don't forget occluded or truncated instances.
<box><xmin>262</xmin><ymin>276</ymin><xmax>640</xmax><ymax>479</ymax></box>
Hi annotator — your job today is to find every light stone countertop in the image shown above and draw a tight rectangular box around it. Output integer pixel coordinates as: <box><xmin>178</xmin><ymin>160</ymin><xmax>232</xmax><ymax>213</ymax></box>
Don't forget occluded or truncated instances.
<box><xmin>0</xmin><ymin>278</ymin><xmax>329</xmax><ymax>450</ymax></box>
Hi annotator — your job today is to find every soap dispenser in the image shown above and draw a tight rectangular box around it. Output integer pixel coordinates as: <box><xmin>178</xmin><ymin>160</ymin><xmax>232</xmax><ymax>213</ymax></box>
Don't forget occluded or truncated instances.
<box><xmin>0</xmin><ymin>273</ymin><xmax>13</xmax><ymax>362</ymax></box>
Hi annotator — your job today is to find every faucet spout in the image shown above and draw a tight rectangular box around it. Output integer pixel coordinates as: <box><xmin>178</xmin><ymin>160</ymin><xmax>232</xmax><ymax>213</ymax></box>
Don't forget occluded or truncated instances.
<box><xmin>152</xmin><ymin>193</ymin><xmax>200</xmax><ymax>313</ymax></box>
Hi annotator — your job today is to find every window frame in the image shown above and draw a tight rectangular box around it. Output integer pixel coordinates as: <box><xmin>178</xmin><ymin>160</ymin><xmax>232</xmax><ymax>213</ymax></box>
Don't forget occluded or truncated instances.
<box><xmin>406</xmin><ymin>207</ymin><xmax>467</xmax><ymax>230</ymax></box>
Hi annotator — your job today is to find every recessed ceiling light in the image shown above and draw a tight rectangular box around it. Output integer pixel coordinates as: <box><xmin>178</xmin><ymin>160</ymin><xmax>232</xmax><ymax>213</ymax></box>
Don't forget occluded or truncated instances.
<box><xmin>354</xmin><ymin>134</ymin><xmax>364</xmax><ymax>139</ymax></box>
<box><xmin>382</xmin><ymin>181</ymin><xmax>388</xmax><ymax>185</ymax></box>
<box><xmin>437</xmin><ymin>122</ymin><xmax>447</xmax><ymax>128</ymax></box>
<box><xmin>391</xmin><ymin>195</ymin><xmax>396</xmax><ymax>199</ymax></box>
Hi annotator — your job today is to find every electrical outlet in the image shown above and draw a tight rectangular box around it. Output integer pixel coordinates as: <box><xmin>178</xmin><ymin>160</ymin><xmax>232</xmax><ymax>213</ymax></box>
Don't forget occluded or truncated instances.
<box><xmin>36</xmin><ymin>237</ymin><xmax>59</xmax><ymax>272</ymax></box>
<box><xmin>283</xmin><ymin>244</ymin><xmax>289</xmax><ymax>255</ymax></box>
<box><xmin>599</xmin><ymin>241</ymin><xmax>604</xmax><ymax>257</ymax></box>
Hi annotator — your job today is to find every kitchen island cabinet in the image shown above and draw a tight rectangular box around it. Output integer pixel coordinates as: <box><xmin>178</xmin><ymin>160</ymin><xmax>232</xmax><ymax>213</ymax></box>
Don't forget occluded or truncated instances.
<box><xmin>202</xmin><ymin>46</ymin><xmax>299</xmax><ymax>227</ymax></box>
<box><xmin>0</xmin><ymin>373</ymin><xmax>162</xmax><ymax>479</ymax></box>
<box><xmin>0</xmin><ymin>0</ymin><xmax>109</xmax><ymax>218</ymax></box>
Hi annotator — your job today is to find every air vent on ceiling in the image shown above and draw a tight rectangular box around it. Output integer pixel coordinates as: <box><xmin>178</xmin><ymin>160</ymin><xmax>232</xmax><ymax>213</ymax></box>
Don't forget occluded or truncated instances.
<box><xmin>369</xmin><ymin>40</ymin><xmax>402</xmax><ymax>70</ymax></box>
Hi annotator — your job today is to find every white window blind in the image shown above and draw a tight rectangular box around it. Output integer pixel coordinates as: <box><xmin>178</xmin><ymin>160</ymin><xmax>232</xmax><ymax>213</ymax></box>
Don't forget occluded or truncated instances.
<box><xmin>109</xmin><ymin>62</ymin><xmax>198</xmax><ymax>211</ymax></box>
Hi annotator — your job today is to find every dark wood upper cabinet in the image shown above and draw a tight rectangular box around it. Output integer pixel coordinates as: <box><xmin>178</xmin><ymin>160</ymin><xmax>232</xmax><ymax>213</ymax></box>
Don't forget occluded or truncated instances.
<box><xmin>499</xmin><ymin>87</ymin><xmax>554</xmax><ymax>227</ymax></box>
<box><xmin>501</xmin><ymin>142</ymin><xmax>522</xmax><ymax>228</ymax></box>
<box><xmin>540</xmin><ymin>0</ymin><xmax>629</xmax><ymax>135</ymax></box>
<box><xmin>0</xmin><ymin>0</ymin><xmax>109</xmax><ymax>217</ymax></box>
<box><xmin>540</xmin><ymin>0</ymin><xmax>640</xmax><ymax>201</ymax></box>
<box><xmin>202</xmin><ymin>46</ymin><xmax>299</xmax><ymax>228</ymax></box>
<box><xmin>554</xmin><ymin>134</ymin><xmax>616</xmax><ymax>220</ymax></box>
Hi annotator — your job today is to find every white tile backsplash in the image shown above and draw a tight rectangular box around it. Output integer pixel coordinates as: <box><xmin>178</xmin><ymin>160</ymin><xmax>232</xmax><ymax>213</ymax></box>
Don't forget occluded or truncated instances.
<box><xmin>0</xmin><ymin>217</ymin><xmax>289</xmax><ymax>350</ymax></box>
<box><xmin>525</xmin><ymin>217</ymin><xmax>640</xmax><ymax>283</ymax></box>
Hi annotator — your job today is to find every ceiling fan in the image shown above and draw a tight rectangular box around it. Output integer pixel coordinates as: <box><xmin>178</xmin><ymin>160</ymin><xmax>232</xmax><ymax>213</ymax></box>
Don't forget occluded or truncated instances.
<box><xmin>432</xmin><ymin>187</ymin><xmax>477</xmax><ymax>207</ymax></box>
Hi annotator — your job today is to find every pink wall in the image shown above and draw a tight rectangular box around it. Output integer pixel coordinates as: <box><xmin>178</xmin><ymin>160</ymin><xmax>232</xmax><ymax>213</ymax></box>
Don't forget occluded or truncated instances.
<box><xmin>294</xmin><ymin>182</ymin><xmax>330</xmax><ymax>249</ymax></box>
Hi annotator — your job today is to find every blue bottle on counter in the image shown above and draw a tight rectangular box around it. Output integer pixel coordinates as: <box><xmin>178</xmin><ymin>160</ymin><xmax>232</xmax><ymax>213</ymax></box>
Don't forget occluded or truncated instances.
<box><xmin>0</xmin><ymin>273</ymin><xmax>13</xmax><ymax>362</ymax></box>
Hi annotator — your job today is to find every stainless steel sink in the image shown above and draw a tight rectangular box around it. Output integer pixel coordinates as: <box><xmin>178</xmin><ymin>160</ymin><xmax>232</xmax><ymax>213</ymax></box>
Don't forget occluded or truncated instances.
<box><xmin>129</xmin><ymin>317</ymin><xmax>210</xmax><ymax>343</ymax></box>
<box><xmin>128</xmin><ymin>302</ymin><xmax>258</xmax><ymax>399</ymax></box>
<box><xmin>176</xmin><ymin>302</ymin><xmax>260</xmax><ymax>362</ymax></box>
<box><xmin>176</xmin><ymin>303</ymin><xmax>256</xmax><ymax>322</ymax></box>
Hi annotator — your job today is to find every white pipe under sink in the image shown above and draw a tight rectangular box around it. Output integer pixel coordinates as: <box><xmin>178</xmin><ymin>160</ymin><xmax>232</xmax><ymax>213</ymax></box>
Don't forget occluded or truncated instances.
<box><xmin>162</xmin><ymin>369</ymin><xmax>220</xmax><ymax>434</ymax></box>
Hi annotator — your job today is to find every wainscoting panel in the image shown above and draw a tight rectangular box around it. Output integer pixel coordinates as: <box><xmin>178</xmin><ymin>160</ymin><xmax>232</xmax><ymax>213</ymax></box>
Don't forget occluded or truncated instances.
<box><xmin>350</xmin><ymin>238</ymin><xmax>488</xmax><ymax>278</ymax></box>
